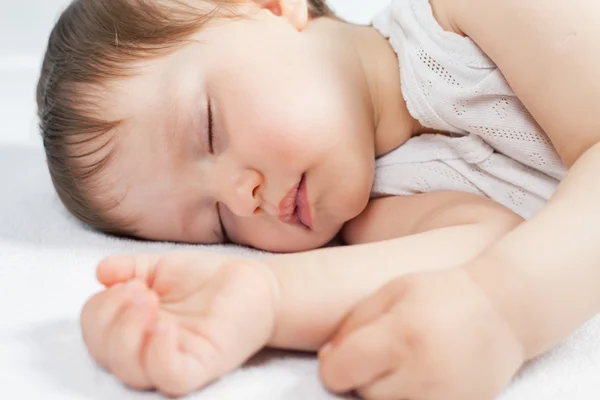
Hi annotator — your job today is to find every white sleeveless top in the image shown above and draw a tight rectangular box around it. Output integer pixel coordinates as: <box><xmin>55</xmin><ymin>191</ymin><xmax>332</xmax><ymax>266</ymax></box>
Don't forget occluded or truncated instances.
<box><xmin>370</xmin><ymin>0</ymin><xmax>566</xmax><ymax>219</ymax></box>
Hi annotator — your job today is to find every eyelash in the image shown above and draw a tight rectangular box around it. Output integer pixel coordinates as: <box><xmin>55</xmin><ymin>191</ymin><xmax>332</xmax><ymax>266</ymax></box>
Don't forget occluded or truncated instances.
<box><xmin>207</xmin><ymin>97</ymin><xmax>214</xmax><ymax>154</ymax></box>
<box><xmin>207</xmin><ymin>98</ymin><xmax>226</xmax><ymax>241</ymax></box>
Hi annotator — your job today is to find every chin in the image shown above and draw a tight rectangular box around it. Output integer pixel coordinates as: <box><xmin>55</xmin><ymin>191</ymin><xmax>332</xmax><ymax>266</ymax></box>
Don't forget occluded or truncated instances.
<box><xmin>343</xmin><ymin>190</ymin><xmax>372</xmax><ymax>223</ymax></box>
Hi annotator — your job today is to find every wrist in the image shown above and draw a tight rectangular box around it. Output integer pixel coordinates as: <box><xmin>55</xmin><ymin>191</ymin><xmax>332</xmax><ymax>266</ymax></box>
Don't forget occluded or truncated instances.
<box><xmin>462</xmin><ymin>255</ymin><xmax>539</xmax><ymax>360</ymax></box>
<box><xmin>232</xmin><ymin>257</ymin><xmax>282</xmax><ymax>349</ymax></box>
<box><xmin>259</xmin><ymin>253</ymin><xmax>349</xmax><ymax>351</ymax></box>
<box><xmin>258</xmin><ymin>261</ymin><xmax>283</xmax><ymax>347</ymax></box>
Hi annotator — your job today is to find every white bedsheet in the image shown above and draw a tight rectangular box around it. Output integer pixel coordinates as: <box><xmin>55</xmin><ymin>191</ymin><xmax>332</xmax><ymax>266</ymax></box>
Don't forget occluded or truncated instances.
<box><xmin>1</xmin><ymin>146</ymin><xmax>600</xmax><ymax>400</ymax></box>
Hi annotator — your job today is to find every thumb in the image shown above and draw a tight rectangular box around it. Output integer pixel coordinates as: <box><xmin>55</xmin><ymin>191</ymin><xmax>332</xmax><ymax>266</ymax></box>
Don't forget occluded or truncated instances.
<box><xmin>322</xmin><ymin>278</ymin><xmax>408</xmax><ymax>351</ymax></box>
<box><xmin>96</xmin><ymin>253</ymin><xmax>162</xmax><ymax>287</ymax></box>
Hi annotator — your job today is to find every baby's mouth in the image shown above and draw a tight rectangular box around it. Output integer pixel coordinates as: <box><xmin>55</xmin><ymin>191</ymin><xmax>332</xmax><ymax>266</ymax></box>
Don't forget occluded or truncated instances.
<box><xmin>277</xmin><ymin>173</ymin><xmax>312</xmax><ymax>229</ymax></box>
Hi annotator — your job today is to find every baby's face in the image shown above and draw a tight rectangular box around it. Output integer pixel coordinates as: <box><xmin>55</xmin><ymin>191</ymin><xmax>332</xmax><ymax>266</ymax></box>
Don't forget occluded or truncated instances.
<box><xmin>98</xmin><ymin>6</ymin><xmax>376</xmax><ymax>252</ymax></box>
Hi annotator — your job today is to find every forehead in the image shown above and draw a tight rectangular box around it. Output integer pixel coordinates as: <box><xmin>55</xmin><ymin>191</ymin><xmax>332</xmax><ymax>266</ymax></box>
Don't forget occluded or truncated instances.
<box><xmin>103</xmin><ymin>36</ymin><xmax>208</xmax><ymax>152</ymax></box>
<box><xmin>93</xmin><ymin>58</ymin><xmax>192</xmax><ymax>215</ymax></box>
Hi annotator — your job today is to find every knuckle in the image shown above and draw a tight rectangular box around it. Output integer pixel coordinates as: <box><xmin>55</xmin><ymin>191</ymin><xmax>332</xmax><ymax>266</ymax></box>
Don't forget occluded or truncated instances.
<box><xmin>392</xmin><ymin>319</ymin><xmax>427</xmax><ymax>358</ymax></box>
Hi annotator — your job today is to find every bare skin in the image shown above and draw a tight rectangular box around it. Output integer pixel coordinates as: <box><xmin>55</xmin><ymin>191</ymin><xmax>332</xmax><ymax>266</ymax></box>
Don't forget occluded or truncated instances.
<box><xmin>82</xmin><ymin>191</ymin><xmax>522</xmax><ymax>396</ymax></box>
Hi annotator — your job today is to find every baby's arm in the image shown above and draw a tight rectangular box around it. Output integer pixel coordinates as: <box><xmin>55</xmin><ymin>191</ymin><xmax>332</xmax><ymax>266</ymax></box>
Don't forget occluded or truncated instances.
<box><xmin>467</xmin><ymin>145</ymin><xmax>600</xmax><ymax>360</ymax></box>
<box><xmin>316</xmin><ymin>150</ymin><xmax>600</xmax><ymax>400</ymax></box>
<box><xmin>82</xmin><ymin>191</ymin><xmax>520</xmax><ymax>396</ymax></box>
<box><xmin>439</xmin><ymin>0</ymin><xmax>600</xmax><ymax>360</ymax></box>
<box><xmin>263</xmin><ymin>191</ymin><xmax>522</xmax><ymax>350</ymax></box>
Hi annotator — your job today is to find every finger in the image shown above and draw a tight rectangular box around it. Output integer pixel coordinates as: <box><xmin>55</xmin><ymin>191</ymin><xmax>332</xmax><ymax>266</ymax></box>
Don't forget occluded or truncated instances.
<box><xmin>80</xmin><ymin>282</ymin><xmax>137</xmax><ymax>368</ymax></box>
<box><xmin>358</xmin><ymin>370</ymin><xmax>413</xmax><ymax>400</ymax></box>
<box><xmin>320</xmin><ymin>315</ymin><xmax>398</xmax><ymax>394</ymax></box>
<box><xmin>97</xmin><ymin>251</ymin><xmax>231</xmax><ymax>290</ymax></box>
<box><xmin>145</xmin><ymin>320</ymin><xmax>207</xmax><ymax>397</ymax></box>
<box><xmin>330</xmin><ymin>280</ymin><xmax>406</xmax><ymax>343</ymax></box>
<box><xmin>107</xmin><ymin>286</ymin><xmax>159</xmax><ymax>390</ymax></box>
<box><xmin>97</xmin><ymin>253</ymin><xmax>162</xmax><ymax>287</ymax></box>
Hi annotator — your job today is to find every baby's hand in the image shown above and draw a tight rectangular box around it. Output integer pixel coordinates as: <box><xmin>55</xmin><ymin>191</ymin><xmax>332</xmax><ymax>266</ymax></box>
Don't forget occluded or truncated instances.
<box><xmin>319</xmin><ymin>267</ymin><xmax>524</xmax><ymax>400</ymax></box>
<box><xmin>81</xmin><ymin>251</ymin><xmax>279</xmax><ymax>397</ymax></box>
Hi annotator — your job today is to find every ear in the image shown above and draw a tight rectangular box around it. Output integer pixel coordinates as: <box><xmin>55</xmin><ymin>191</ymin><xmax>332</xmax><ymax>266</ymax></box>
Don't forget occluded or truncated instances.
<box><xmin>254</xmin><ymin>0</ymin><xmax>309</xmax><ymax>30</ymax></box>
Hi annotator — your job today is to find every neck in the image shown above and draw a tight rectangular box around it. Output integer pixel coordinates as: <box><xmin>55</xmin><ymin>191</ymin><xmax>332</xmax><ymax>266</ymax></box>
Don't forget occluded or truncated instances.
<box><xmin>350</xmin><ymin>23</ymin><xmax>426</xmax><ymax>156</ymax></box>
<box><xmin>309</xmin><ymin>17</ymin><xmax>425</xmax><ymax>157</ymax></box>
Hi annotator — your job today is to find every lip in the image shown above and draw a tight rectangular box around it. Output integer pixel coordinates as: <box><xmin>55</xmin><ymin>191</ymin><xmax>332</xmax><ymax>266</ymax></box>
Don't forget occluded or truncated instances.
<box><xmin>277</xmin><ymin>174</ymin><xmax>313</xmax><ymax>229</ymax></box>
<box><xmin>295</xmin><ymin>174</ymin><xmax>313</xmax><ymax>229</ymax></box>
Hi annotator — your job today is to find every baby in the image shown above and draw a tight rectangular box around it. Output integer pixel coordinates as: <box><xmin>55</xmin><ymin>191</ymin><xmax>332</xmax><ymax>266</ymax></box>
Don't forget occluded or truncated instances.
<box><xmin>37</xmin><ymin>0</ymin><xmax>600</xmax><ymax>399</ymax></box>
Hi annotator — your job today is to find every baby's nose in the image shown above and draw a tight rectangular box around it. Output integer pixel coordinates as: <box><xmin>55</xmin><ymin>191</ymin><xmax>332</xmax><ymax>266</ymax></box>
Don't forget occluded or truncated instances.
<box><xmin>222</xmin><ymin>169</ymin><xmax>262</xmax><ymax>217</ymax></box>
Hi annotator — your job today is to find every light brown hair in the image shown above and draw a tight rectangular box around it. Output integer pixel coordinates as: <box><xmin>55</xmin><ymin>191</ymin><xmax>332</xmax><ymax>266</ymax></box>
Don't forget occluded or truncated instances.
<box><xmin>37</xmin><ymin>0</ymin><xmax>334</xmax><ymax>236</ymax></box>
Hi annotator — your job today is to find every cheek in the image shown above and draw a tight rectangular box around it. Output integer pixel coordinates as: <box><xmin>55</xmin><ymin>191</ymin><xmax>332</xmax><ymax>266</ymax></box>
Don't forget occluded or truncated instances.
<box><xmin>218</xmin><ymin>66</ymin><xmax>343</xmax><ymax>150</ymax></box>
<box><xmin>249</xmin><ymin>97</ymin><xmax>349</xmax><ymax>161</ymax></box>
<box><xmin>226</xmin><ymin>100</ymin><xmax>323</xmax><ymax>168</ymax></box>
<box><xmin>216</xmin><ymin>60</ymin><xmax>372</xmax><ymax>175</ymax></box>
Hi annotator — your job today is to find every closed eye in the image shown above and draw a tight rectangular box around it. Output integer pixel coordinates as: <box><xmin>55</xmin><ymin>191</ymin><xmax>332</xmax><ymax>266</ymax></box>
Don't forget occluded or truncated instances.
<box><xmin>207</xmin><ymin>96</ymin><xmax>214</xmax><ymax>154</ymax></box>
<box><xmin>207</xmin><ymin>97</ymin><xmax>225</xmax><ymax>241</ymax></box>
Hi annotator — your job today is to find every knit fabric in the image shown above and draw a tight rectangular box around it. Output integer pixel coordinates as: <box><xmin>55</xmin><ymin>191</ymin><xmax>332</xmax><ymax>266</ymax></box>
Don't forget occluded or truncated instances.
<box><xmin>371</xmin><ymin>0</ymin><xmax>566</xmax><ymax>218</ymax></box>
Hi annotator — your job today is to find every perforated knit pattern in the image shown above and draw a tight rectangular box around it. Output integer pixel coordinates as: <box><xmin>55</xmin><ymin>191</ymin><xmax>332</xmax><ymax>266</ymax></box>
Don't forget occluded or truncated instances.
<box><xmin>370</xmin><ymin>0</ymin><xmax>567</xmax><ymax>218</ymax></box>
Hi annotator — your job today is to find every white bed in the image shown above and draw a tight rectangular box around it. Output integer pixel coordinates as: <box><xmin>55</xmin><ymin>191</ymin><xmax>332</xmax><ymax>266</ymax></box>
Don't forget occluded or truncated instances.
<box><xmin>1</xmin><ymin>1</ymin><xmax>599</xmax><ymax>399</ymax></box>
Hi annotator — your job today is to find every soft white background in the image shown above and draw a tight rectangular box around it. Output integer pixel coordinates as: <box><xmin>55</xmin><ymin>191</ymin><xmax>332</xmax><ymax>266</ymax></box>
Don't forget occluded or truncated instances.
<box><xmin>0</xmin><ymin>0</ymin><xmax>389</xmax><ymax>146</ymax></box>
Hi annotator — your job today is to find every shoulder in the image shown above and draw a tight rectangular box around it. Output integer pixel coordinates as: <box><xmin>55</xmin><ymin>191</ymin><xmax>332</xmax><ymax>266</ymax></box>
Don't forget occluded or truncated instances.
<box><xmin>440</xmin><ymin>0</ymin><xmax>600</xmax><ymax>165</ymax></box>
<box><xmin>428</xmin><ymin>0</ymin><xmax>465</xmax><ymax>37</ymax></box>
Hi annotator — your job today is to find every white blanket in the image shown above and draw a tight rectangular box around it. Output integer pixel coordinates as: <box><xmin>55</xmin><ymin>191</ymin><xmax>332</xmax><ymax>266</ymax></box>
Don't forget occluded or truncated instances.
<box><xmin>1</xmin><ymin>144</ymin><xmax>599</xmax><ymax>400</ymax></box>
